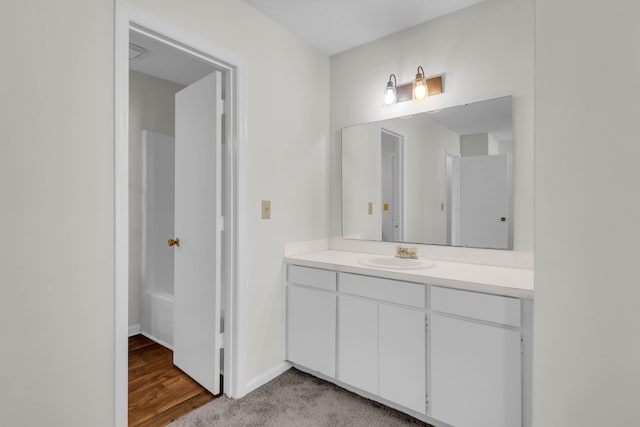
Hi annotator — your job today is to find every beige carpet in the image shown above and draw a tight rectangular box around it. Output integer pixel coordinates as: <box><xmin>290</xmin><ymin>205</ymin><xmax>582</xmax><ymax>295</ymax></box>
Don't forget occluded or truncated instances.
<box><xmin>169</xmin><ymin>368</ymin><xmax>431</xmax><ymax>426</ymax></box>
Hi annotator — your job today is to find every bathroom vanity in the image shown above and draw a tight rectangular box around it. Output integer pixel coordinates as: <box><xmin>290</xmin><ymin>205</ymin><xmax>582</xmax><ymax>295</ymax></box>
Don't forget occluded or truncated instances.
<box><xmin>284</xmin><ymin>250</ymin><xmax>533</xmax><ymax>427</ymax></box>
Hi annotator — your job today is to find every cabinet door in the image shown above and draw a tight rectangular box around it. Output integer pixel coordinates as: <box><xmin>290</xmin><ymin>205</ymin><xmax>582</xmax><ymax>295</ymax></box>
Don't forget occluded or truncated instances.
<box><xmin>287</xmin><ymin>285</ymin><xmax>336</xmax><ymax>377</ymax></box>
<box><xmin>431</xmin><ymin>315</ymin><xmax>521</xmax><ymax>427</ymax></box>
<box><xmin>379</xmin><ymin>304</ymin><xmax>426</xmax><ymax>414</ymax></box>
<box><xmin>338</xmin><ymin>295</ymin><xmax>378</xmax><ymax>394</ymax></box>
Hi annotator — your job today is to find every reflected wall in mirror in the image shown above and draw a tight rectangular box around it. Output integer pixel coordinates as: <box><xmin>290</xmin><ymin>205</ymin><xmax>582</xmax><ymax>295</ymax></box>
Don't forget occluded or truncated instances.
<box><xmin>341</xmin><ymin>96</ymin><xmax>513</xmax><ymax>249</ymax></box>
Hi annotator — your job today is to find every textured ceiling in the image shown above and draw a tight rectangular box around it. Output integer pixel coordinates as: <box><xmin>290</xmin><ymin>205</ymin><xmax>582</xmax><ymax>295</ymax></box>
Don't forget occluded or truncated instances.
<box><xmin>242</xmin><ymin>0</ymin><xmax>485</xmax><ymax>55</ymax></box>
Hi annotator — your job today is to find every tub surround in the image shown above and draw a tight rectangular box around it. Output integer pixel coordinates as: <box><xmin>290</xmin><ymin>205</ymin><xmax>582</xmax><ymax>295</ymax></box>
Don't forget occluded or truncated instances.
<box><xmin>285</xmin><ymin>247</ymin><xmax>533</xmax><ymax>300</ymax></box>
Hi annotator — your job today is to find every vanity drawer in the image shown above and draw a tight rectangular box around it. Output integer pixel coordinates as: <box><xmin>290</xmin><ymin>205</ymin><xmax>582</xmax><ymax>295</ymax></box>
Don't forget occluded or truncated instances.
<box><xmin>288</xmin><ymin>265</ymin><xmax>337</xmax><ymax>291</ymax></box>
<box><xmin>431</xmin><ymin>286</ymin><xmax>521</xmax><ymax>327</ymax></box>
<box><xmin>339</xmin><ymin>273</ymin><xmax>425</xmax><ymax>309</ymax></box>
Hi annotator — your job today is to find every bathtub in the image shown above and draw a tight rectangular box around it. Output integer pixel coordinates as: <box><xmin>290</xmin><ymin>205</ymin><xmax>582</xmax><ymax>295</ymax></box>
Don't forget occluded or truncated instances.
<box><xmin>141</xmin><ymin>289</ymin><xmax>174</xmax><ymax>349</ymax></box>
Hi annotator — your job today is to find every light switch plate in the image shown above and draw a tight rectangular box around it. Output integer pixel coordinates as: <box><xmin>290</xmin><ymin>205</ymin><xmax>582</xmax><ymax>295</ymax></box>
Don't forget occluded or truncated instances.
<box><xmin>368</xmin><ymin>202</ymin><xmax>373</xmax><ymax>215</ymax></box>
<box><xmin>262</xmin><ymin>200</ymin><xmax>271</xmax><ymax>219</ymax></box>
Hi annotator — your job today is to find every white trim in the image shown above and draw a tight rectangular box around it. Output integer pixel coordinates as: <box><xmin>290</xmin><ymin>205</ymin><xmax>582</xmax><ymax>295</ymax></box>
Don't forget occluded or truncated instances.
<box><xmin>114</xmin><ymin>4</ymin><xmax>130</xmax><ymax>427</ymax></box>
<box><xmin>450</xmin><ymin>154</ymin><xmax>461</xmax><ymax>247</ymax></box>
<box><xmin>126</xmin><ymin>5</ymin><xmax>245</xmax><ymax>68</ymax></box>
<box><xmin>243</xmin><ymin>362</ymin><xmax>292</xmax><ymax>397</ymax></box>
<box><xmin>128</xmin><ymin>324</ymin><xmax>141</xmax><ymax>337</ymax></box>
<box><xmin>115</xmin><ymin>2</ymin><xmax>247</xmax><ymax>425</ymax></box>
<box><xmin>232</xmin><ymin>58</ymin><xmax>248</xmax><ymax>399</ymax></box>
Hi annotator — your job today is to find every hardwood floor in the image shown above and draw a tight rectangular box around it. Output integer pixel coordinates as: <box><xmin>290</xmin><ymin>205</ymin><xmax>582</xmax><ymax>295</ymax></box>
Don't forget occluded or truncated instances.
<box><xmin>129</xmin><ymin>335</ymin><xmax>219</xmax><ymax>426</ymax></box>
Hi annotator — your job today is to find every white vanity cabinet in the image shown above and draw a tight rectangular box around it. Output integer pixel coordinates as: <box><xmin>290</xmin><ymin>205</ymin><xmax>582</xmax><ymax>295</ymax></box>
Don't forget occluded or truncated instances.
<box><xmin>338</xmin><ymin>273</ymin><xmax>426</xmax><ymax>414</ymax></box>
<box><xmin>429</xmin><ymin>286</ymin><xmax>523</xmax><ymax>427</ymax></box>
<box><xmin>285</xmin><ymin>261</ymin><xmax>531</xmax><ymax>427</ymax></box>
<box><xmin>286</xmin><ymin>265</ymin><xmax>337</xmax><ymax>378</ymax></box>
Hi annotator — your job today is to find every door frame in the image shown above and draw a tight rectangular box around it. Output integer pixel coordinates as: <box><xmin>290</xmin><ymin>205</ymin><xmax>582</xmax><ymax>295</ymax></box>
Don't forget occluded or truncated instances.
<box><xmin>114</xmin><ymin>3</ymin><xmax>246</xmax><ymax>426</ymax></box>
<box><xmin>379</xmin><ymin>127</ymin><xmax>405</xmax><ymax>242</ymax></box>
<box><xmin>446</xmin><ymin>151</ymin><xmax>461</xmax><ymax>246</ymax></box>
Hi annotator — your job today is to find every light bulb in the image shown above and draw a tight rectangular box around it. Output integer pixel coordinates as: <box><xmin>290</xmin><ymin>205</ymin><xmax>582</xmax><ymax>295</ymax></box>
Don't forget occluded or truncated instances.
<box><xmin>382</xmin><ymin>74</ymin><xmax>397</xmax><ymax>109</ymax></box>
<box><xmin>414</xmin><ymin>83</ymin><xmax>427</xmax><ymax>101</ymax></box>
<box><xmin>412</xmin><ymin>66</ymin><xmax>428</xmax><ymax>103</ymax></box>
<box><xmin>384</xmin><ymin>87</ymin><xmax>396</xmax><ymax>106</ymax></box>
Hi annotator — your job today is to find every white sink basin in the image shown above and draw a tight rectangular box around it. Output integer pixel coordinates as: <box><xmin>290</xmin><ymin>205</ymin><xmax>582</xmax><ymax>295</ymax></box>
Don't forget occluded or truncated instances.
<box><xmin>358</xmin><ymin>256</ymin><xmax>435</xmax><ymax>270</ymax></box>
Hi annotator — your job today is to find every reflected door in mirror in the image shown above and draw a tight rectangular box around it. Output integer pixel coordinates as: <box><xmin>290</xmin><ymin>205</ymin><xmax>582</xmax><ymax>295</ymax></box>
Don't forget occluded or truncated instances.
<box><xmin>457</xmin><ymin>154</ymin><xmax>509</xmax><ymax>249</ymax></box>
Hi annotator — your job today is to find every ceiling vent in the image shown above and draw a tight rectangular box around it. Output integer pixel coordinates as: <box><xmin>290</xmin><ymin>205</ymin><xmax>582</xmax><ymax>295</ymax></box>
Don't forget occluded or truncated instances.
<box><xmin>129</xmin><ymin>43</ymin><xmax>147</xmax><ymax>61</ymax></box>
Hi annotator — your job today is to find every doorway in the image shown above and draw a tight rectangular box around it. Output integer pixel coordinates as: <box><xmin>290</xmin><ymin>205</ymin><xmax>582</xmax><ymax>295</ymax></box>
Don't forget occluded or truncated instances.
<box><xmin>115</xmin><ymin>5</ymin><xmax>244</xmax><ymax>426</ymax></box>
<box><xmin>380</xmin><ymin>128</ymin><xmax>404</xmax><ymax>242</ymax></box>
<box><xmin>446</xmin><ymin>151</ymin><xmax>460</xmax><ymax>245</ymax></box>
<box><xmin>129</xmin><ymin>25</ymin><xmax>224</xmax><ymax>414</ymax></box>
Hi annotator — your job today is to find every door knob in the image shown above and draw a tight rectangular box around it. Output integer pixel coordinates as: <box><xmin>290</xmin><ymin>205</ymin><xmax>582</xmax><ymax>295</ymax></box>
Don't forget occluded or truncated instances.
<box><xmin>168</xmin><ymin>237</ymin><xmax>180</xmax><ymax>247</ymax></box>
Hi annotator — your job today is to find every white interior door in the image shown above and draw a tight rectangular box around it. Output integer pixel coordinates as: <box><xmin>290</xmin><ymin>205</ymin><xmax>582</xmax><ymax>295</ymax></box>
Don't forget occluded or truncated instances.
<box><xmin>458</xmin><ymin>154</ymin><xmax>509</xmax><ymax>249</ymax></box>
<box><xmin>173</xmin><ymin>71</ymin><xmax>222</xmax><ymax>394</ymax></box>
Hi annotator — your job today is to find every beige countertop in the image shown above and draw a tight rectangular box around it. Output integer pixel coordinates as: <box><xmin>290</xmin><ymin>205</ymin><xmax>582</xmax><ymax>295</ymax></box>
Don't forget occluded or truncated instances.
<box><xmin>285</xmin><ymin>250</ymin><xmax>534</xmax><ymax>299</ymax></box>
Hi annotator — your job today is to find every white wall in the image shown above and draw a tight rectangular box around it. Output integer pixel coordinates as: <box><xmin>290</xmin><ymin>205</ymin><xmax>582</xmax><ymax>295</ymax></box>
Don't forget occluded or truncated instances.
<box><xmin>127</xmin><ymin>0</ymin><xmax>331</xmax><ymax>393</ymax></box>
<box><xmin>341</xmin><ymin>123</ymin><xmax>381</xmax><ymax>240</ymax></box>
<box><xmin>129</xmin><ymin>70</ymin><xmax>184</xmax><ymax>328</ymax></box>
<box><xmin>0</xmin><ymin>1</ymin><xmax>115</xmax><ymax>426</ymax></box>
<box><xmin>1</xmin><ymin>0</ymin><xmax>329</xmax><ymax>424</ymax></box>
<box><xmin>330</xmin><ymin>0</ymin><xmax>534</xmax><ymax>253</ymax></box>
<box><xmin>534</xmin><ymin>1</ymin><xmax>640</xmax><ymax>426</ymax></box>
<box><xmin>460</xmin><ymin>133</ymin><xmax>489</xmax><ymax>156</ymax></box>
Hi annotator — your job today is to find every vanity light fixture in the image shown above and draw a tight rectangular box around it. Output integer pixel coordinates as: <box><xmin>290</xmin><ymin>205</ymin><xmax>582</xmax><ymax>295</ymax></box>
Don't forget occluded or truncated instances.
<box><xmin>382</xmin><ymin>67</ymin><xmax>443</xmax><ymax>107</ymax></box>
<box><xmin>412</xmin><ymin>66</ymin><xmax>428</xmax><ymax>102</ymax></box>
<box><xmin>382</xmin><ymin>74</ymin><xmax>398</xmax><ymax>109</ymax></box>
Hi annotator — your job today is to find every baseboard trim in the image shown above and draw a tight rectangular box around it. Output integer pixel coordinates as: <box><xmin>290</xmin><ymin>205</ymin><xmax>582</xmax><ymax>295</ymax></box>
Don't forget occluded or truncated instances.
<box><xmin>128</xmin><ymin>324</ymin><xmax>141</xmax><ymax>337</ymax></box>
<box><xmin>140</xmin><ymin>331</ymin><xmax>174</xmax><ymax>351</ymax></box>
<box><xmin>242</xmin><ymin>362</ymin><xmax>291</xmax><ymax>397</ymax></box>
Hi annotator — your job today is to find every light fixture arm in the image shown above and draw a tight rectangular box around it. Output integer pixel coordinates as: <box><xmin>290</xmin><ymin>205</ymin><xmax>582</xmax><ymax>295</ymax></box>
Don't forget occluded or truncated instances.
<box><xmin>387</xmin><ymin>74</ymin><xmax>397</xmax><ymax>88</ymax></box>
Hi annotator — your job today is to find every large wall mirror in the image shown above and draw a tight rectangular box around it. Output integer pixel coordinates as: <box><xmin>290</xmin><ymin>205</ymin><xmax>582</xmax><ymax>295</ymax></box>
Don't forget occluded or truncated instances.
<box><xmin>342</xmin><ymin>96</ymin><xmax>513</xmax><ymax>250</ymax></box>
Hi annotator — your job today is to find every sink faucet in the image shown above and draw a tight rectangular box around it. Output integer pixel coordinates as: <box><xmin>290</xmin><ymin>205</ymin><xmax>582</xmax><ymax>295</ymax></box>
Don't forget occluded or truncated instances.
<box><xmin>396</xmin><ymin>245</ymin><xmax>418</xmax><ymax>259</ymax></box>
